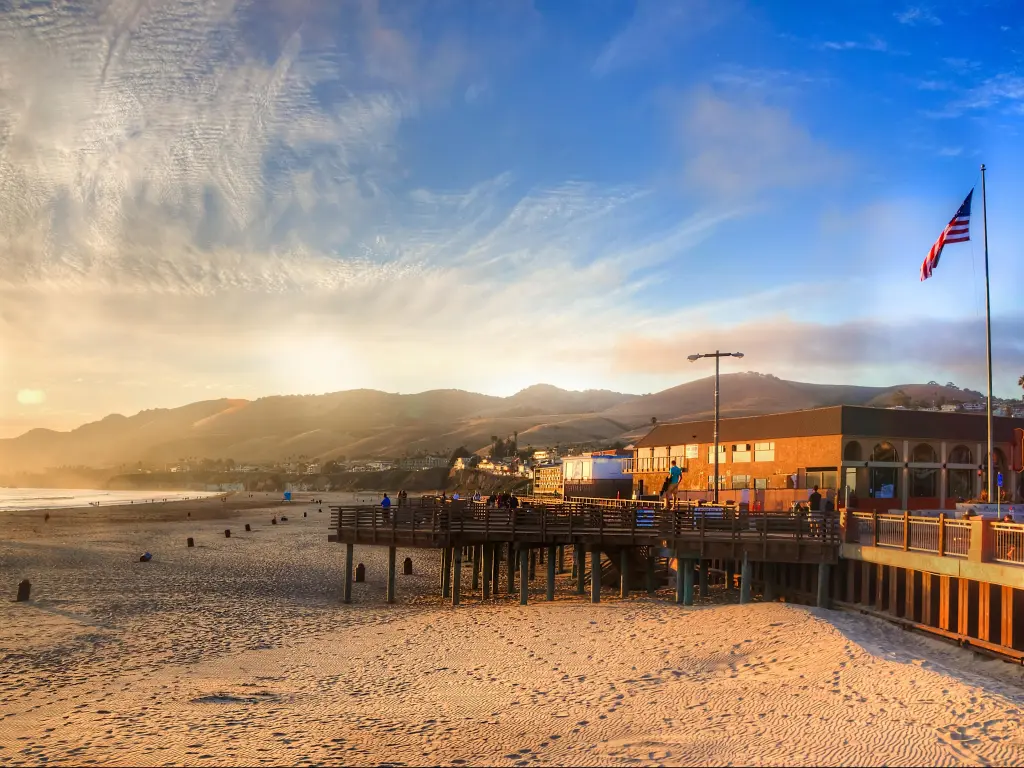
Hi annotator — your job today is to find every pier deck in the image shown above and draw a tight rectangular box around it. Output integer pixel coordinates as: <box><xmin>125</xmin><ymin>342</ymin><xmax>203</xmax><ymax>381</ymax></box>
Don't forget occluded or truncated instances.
<box><xmin>328</xmin><ymin>501</ymin><xmax>840</xmax><ymax>563</ymax></box>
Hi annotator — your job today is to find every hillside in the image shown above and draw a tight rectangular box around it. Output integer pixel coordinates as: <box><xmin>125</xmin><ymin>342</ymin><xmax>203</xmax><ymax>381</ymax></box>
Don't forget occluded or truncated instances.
<box><xmin>0</xmin><ymin>375</ymin><xmax>987</xmax><ymax>473</ymax></box>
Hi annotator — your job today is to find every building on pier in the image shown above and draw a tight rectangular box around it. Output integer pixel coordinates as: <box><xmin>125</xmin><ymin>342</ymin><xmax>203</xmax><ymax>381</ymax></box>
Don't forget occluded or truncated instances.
<box><xmin>628</xmin><ymin>406</ymin><xmax>1024</xmax><ymax>513</ymax></box>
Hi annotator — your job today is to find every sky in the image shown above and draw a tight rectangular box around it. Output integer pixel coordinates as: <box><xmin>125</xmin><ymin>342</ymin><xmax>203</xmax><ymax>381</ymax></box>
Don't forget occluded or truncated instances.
<box><xmin>1</xmin><ymin>0</ymin><xmax>1023</xmax><ymax>437</ymax></box>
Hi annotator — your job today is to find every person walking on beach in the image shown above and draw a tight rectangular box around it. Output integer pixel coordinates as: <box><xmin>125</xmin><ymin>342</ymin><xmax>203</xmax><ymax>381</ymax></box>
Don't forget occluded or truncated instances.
<box><xmin>663</xmin><ymin>460</ymin><xmax>683</xmax><ymax>508</ymax></box>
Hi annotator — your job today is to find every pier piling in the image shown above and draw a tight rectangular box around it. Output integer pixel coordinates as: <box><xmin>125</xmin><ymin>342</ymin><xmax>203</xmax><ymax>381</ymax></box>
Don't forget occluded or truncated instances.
<box><xmin>620</xmin><ymin>549</ymin><xmax>630</xmax><ymax>598</ymax></box>
<box><xmin>386</xmin><ymin>547</ymin><xmax>397</xmax><ymax>604</ymax></box>
<box><xmin>546</xmin><ymin>545</ymin><xmax>556</xmax><ymax>601</ymax></box>
<box><xmin>590</xmin><ymin>547</ymin><xmax>601</xmax><ymax>604</ymax></box>
<box><xmin>683</xmin><ymin>559</ymin><xmax>695</xmax><ymax>606</ymax></box>
<box><xmin>344</xmin><ymin>543</ymin><xmax>354</xmax><ymax>604</ymax></box>
<box><xmin>482</xmin><ymin>544</ymin><xmax>492</xmax><ymax>599</ymax></box>
<box><xmin>740</xmin><ymin>553</ymin><xmax>752</xmax><ymax>605</ymax></box>
<box><xmin>699</xmin><ymin>560</ymin><xmax>709</xmax><ymax>598</ymax></box>
<box><xmin>519</xmin><ymin>548</ymin><xmax>529</xmax><ymax>606</ymax></box>
<box><xmin>575</xmin><ymin>545</ymin><xmax>586</xmax><ymax>595</ymax></box>
<box><xmin>452</xmin><ymin>547</ymin><xmax>462</xmax><ymax>606</ymax></box>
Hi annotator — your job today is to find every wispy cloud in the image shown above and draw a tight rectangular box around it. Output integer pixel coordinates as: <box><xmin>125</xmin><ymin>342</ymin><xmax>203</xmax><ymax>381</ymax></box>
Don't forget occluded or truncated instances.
<box><xmin>676</xmin><ymin>88</ymin><xmax>847</xmax><ymax>199</ymax></box>
<box><xmin>592</xmin><ymin>0</ymin><xmax>736</xmax><ymax>77</ymax></box>
<box><xmin>930</xmin><ymin>73</ymin><xmax>1024</xmax><ymax>118</ymax></box>
<box><xmin>895</xmin><ymin>7</ymin><xmax>942</xmax><ymax>26</ymax></box>
<box><xmin>818</xmin><ymin>37</ymin><xmax>889</xmax><ymax>53</ymax></box>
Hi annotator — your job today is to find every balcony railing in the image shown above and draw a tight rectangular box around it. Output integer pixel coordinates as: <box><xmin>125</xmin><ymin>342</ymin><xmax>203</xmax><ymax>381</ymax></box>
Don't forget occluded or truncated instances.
<box><xmin>623</xmin><ymin>456</ymin><xmax>688</xmax><ymax>474</ymax></box>
<box><xmin>849</xmin><ymin>511</ymin><xmax>1024</xmax><ymax>566</ymax></box>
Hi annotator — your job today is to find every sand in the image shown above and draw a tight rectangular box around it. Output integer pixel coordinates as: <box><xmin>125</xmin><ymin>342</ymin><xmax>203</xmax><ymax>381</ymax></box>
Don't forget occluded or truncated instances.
<box><xmin>2</xmin><ymin>493</ymin><xmax>1023</xmax><ymax>766</ymax></box>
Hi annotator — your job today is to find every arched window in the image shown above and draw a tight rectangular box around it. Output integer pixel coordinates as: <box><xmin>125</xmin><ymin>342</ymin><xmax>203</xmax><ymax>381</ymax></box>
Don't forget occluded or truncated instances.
<box><xmin>869</xmin><ymin>442</ymin><xmax>899</xmax><ymax>499</ymax></box>
<box><xmin>947</xmin><ymin>445</ymin><xmax>974</xmax><ymax>501</ymax></box>
<box><xmin>948</xmin><ymin>445</ymin><xmax>973</xmax><ymax>464</ymax></box>
<box><xmin>912</xmin><ymin>443</ymin><xmax>938</xmax><ymax>463</ymax></box>
<box><xmin>871</xmin><ymin>442</ymin><xmax>899</xmax><ymax>462</ymax></box>
<box><xmin>843</xmin><ymin>442</ymin><xmax>863</xmax><ymax>462</ymax></box>
<box><xmin>910</xmin><ymin>444</ymin><xmax>938</xmax><ymax>498</ymax></box>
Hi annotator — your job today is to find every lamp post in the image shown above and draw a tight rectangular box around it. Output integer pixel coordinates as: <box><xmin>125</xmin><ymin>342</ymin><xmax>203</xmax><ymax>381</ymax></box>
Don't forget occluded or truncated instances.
<box><xmin>687</xmin><ymin>351</ymin><xmax>745</xmax><ymax>504</ymax></box>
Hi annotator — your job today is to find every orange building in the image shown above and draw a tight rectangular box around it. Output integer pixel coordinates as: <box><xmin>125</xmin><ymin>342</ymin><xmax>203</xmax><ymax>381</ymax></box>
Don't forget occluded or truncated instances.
<box><xmin>628</xmin><ymin>405</ymin><xmax>1023</xmax><ymax>512</ymax></box>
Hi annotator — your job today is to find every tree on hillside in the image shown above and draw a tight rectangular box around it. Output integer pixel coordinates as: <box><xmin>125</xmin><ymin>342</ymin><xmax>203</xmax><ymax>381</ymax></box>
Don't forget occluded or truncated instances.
<box><xmin>449</xmin><ymin>446</ymin><xmax>472</xmax><ymax>466</ymax></box>
<box><xmin>892</xmin><ymin>389</ymin><xmax>912</xmax><ymax>408</ymax></box>
<box><xmin>1019</xmin><ymin>374</ymin><xmax>1024</xmax><ymax>395</ymax></box>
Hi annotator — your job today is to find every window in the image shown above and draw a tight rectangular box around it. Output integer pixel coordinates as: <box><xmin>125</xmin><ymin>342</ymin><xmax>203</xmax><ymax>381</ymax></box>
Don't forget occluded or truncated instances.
<box><xmin>948</xmin><ymin>445</ymin><xmax>973</xmax><ymax>465</ymax></box>
<box><xmin>912</xmin><ymin>443</ymin><xmax>938</xmax><ymax>463</ymax></box>
<box><xmin>871</xmin><ymin>442</ymin><xmax>899</xmax><ymax>462</ymax></box>
<box><xmin>732</xmin><ymin>474</ymin><xmax>749</xmax><ymax>489</ymax></box>
<box><xmin>754</xmin><ymin>478</ymin><xmax>768</xmax><ymax>490</ymax></box>
<box><xmin>707</xmin><ymin>445</ymin><xmax>727</xmax><ymax>463</ymax></box>
<box><xmin>843</xmin><ymin>442</ymin><xmax>862</xmax><ymax>462</ymax></box>
<box><xmin>707</xmin><ymin>475</ymin><xmax>726</xmax><ymax>491</ymax></box>
<box><xmin>732</xmin><ymin>443</ymin><xmax>751</xmax><ymax>463</ymax></box>
<box><xmin>754</xmin><ymin>441</ymin><xmax>775</xmax><ymax>462</ymax></box>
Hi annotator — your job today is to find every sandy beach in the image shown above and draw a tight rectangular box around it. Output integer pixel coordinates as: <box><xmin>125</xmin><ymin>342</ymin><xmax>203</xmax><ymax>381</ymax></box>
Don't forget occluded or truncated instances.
<box><xmin>2</xmin><ymin>493</ymin><xmax>1023</xmax><ymax>766</ymax></box>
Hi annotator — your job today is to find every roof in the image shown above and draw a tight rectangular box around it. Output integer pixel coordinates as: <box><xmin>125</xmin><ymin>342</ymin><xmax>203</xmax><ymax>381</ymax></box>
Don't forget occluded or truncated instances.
<box><xmin>635</xmin><ymin>405</ymin><xmax>1024</xmax><ymax>448</ymax></box>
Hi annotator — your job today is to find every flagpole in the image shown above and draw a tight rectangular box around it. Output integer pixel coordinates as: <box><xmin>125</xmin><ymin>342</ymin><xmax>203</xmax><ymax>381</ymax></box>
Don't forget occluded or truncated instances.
<box><xmin>981</xmin><ymin>163</ymin><xmax>994</xmax><ymax>506</ymax></box>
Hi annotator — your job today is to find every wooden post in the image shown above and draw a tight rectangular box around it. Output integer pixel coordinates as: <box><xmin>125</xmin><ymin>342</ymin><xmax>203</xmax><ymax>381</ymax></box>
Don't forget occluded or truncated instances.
<box><xmin>921</xmin><ymin>573</ymin><xmax>933</xmax><ymax>626</ymax></box>
<box><xmin>874</xmin><ymin>564</ymin><xmax>885</xmax><ymax>611</ymax></box>
<box><xmin>1001</xmin><ymin>586</ymin><xmax>1014</xmax><ymax>649</ymax></box>
<box><xmin>739</xmin><ymin>553</ymin><xmax>751</xmax><ymax>605</ymax></box>
<box><xmin>939</xmin><ymin>575</ymin><xmax>952</xmax><ymax>631</ymax></box>
<box><xmin>492</xmin><ymin>544</ymin><xmax>501</xmax><ymax>593</ymax></box>
<box><xmin>507</xmin><ymin>543</ymin><xmax>516</xmax><ymax>594</ymax></box>
<box><xmin>675</xmin><ymin>550</ymin><xmax>685</xmax><ymax>604</ymax></box>
<box><xmin>957</xmin><ymin>578</ymin><xmax>970</xmax><ymax>637</ymax></box>
<box><xmin>520</xmin><ymin>548</ymin><xmax>529</xmax><ymax>606</ymax></box>
<box><xmin>482</xmin><ymin>544</ymin><xmax>492</xmax><ymax>600</ymax></box>
<box><xmin>546</xmin><ymin>545</ymin><xmax>556</xmax><ymax>601</ymax></box>
<box><xmin>938</xmin><ymin>513</ymin><xmax>946</xmax><ymax>557</ymax></box>
<box><xmin>902</xmin><ymin>511</ymin><xmax>910</xmax><ymax>551</ymax></box>
<box><xmin>575</xmin><ymin>544</ymin><xmax>586</xmax><ymax>595</ymax></box>
<box><xmin>529</xmin><ymin>548</ymin><xmax>537</xmax><ymax>580</ymax></box>
<box><xmin>620</xmin><ymin>548</ymin><xmax>630</xmax><ymax>598</ymax></box>
<box><xmin>725</xmin><ymin>561</ymin><xmax>734</xmax><ymax>591</ymax></box>
<box><xmin>905</xmin><ymin>569</ymin><xmax>917</xmax><ymax>621</ymax></box>
<box><xmin>558</xmin><ymin>545</ymin><xmax>565</xmax><ymax>574</ymax></box>
<box><xmin>472</xmin><ymin>545</ymin><xmax>481</xmax><ymax>591</ymax></box>
<box><xmin>646</xmin><ymin>553</ymin><xmax>656</xmax><ymax>596</ymax></box>
<box><xmin>187</xmin><ymin>537</ymin><xmax>194</xmax><ymax>548</ymax></box>
<box><xmin>763</xmin><ymin>563</ymin><xmax>776</xmax><ymax>602</ymax></box>
<box><xmin>683</xmin><ymin>558</ymin><xmax>695</xmax><ymax>606</ymax></box>
<box><xmin>343</xmin><ymin>543</ymin><xmax>354</xmax><ymax>604</ymax></box>
<box><xmin>699</xmin><ymin>560</ymin><xmax>709</xmax><ymax>598</ymax></box>
<box><xmin>978</xmin><ymin>582</ymin><xmax>991</xmax><ymax>642</ymax></box>
<box><xmin>245</xmin><ymin>524</ymin><xmax>251</xmax><ymax>532</ymax></box>
<box><xmin>386</xmin><ymin>546</ymin><xmax>397</xmax><ymax>604</ymax></box>
<box><xmin>355</xmin><ymin>563</ymin><xmax>365</xmax><ymax>582</ymax></box>
<box><xmin>590</xmin><ymin>546</ymin><xmax>601</xmax><ymax>604</ymax></box>
<box><xmin>16</xmin><ymin>579</ymin><xmax>30</xmax><ymax>602</ymax></box>
<box><xmin>403</xmin><ymin>557</ymin><xmax>413</xmax><ymax>575</ymax></box>
<box><xmin>452</xmin><ymin>547</ymin><xmax>462</xmax><ymax>606</ymax></box>
<box><xmin>441</xmin><ymin>548</ymin><xmax>452</xmax><ymax>599</ymax></box>
<box><xmin>817</xmin><ymin>563</ymin><xmax>830</xmax><ymax>609</ymax></box>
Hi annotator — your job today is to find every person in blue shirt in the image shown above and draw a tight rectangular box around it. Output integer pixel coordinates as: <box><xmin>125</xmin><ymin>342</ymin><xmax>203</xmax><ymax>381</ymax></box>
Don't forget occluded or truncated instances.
<box><xmin>381</xmin><ymin>493</ymin><xmax>391</xmax><ymax>508</ymax></box>
<box><xmin>664</xmin><ymin>460</ymin><xmax>683</xmax><ymax>508</ymax></box>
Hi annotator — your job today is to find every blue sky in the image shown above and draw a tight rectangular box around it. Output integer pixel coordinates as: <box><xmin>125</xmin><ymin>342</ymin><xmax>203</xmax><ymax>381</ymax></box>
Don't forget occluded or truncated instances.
<box><xmin>0</xmin><ymin>0</ymin><xmax>1022</xmax><ymax>435</ymax></box>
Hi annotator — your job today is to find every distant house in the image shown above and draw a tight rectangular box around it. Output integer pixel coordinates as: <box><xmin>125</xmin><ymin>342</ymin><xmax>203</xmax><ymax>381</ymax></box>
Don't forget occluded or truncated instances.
<box><xmin>940</xmin><ymin>404</ymin><xmax>959</xmax><ymax>412</ymax></box>
<box><xmin>562</xmin><ymin>451</ymin><xmax>633</xmax><ymax>500</ymax></box>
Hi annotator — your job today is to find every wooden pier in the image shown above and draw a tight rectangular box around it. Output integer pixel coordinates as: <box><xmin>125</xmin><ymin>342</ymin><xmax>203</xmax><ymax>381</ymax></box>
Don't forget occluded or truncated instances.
<box><xmin>328</xmin><ymin>498</ymin><xmax>839</xmax><ymax>608</ymax></box>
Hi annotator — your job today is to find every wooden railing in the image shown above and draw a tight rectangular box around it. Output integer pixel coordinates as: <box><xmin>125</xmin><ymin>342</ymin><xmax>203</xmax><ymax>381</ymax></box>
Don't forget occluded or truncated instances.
<box><xmin>329</xmin><ymin>502</ymin><xmax>840</xmax><ymax>552</ymax></box>
<box><xmin>993</xmin><ymin>523</ymin><xmax>1024</xmax><ymax>565</ymax></box>
<box><xmin>849</xmin><ymin>511</ymin><xmax>1024</xmax><ymax>566</ymax></box>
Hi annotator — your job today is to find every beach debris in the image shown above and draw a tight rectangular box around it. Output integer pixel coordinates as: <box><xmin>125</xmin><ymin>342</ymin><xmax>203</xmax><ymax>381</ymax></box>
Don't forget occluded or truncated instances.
<box><xmin>303</xmin><ymin>511</ymin><xmax>307</xmax><ymax>518</ymax></box>
<box><xmin>44</xmin><ymin>513</ymin><xmax>50</xmax><ymax>522</ymax></box>
<box><xmin>139</xmin><ymin>552</ymin><xmax>152</xmax><ymax>563</ymax></box>
<box><xmin>318</xmin><ymin>507</ymin><xmax>322</xmax><ymax>513</ymax></box>
<box><xmin>187</xmin><ymin>537</ymin><xmax>195</xmax><ymax>548</ymax></box>
<box><xmin>404</xmin><ymin>557</ymin><xmax>413</xmax><ymax>575</ymax></box>
<box><xmin>224</xmin><ymin>529</ymin><xmax>231</xmax><ymax>538</ymax></box>
<box><xmin>272</xmin><ymin>517</ymin><xmax>278</xmax><ymax>525</ymax></box>
<box><xmin>16</xmin><ymin>579</ymin><xmax>31</xmax><ymax>602</ymax></box>
<box><xmin>355</xmin><ymin>563</ymin><xmax>366</xmax><ymax>582</ymax></box>
<box><xmin>245</xmin><ymin>524</ymin><xmax>251</xmax><ymax>532</ymax></box>
<box><xmin>281</xmin><ymin>516</ymin><xmax>289</xmax><ymax>522</ymax></box>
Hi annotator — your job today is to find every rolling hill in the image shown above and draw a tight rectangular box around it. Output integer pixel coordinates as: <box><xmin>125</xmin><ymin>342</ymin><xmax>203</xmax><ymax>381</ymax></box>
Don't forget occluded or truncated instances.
<box><xmin>0</xmin><ymin>373</ymin><xmax>986</xmax><ymax>473</ymax></box>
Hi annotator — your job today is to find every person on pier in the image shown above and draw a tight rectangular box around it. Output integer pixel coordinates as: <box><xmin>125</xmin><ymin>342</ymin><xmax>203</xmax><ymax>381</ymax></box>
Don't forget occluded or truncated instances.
<box><xmin>663</xmin><ymin>460</ymin><xmax>683</xmax><ymax>509</ymax></box>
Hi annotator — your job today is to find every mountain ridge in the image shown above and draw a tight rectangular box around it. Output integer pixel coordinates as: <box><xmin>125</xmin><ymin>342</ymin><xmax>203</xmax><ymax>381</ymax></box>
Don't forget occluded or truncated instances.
<box><xmin>0</xmin><ymin>375</ymin><xmax>986</xmax><ymax>472</ymax></box>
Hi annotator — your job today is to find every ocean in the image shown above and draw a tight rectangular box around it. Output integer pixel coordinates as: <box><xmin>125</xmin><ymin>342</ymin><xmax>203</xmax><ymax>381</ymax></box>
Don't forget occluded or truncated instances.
<box><xmin>0</xmin><ymin>488</ymin><xmax>219</xmax><ymax>511</ymax></box>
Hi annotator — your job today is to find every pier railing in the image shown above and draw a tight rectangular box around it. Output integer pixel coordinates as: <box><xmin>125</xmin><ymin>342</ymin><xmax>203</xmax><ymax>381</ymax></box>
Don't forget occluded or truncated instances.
<box><xmin>329</xmin><ymin>502</ymin><xmax>840</xmax><ymax>561</ymax></box>
<box><xmin>849</xmin><ymin>511</ymin><xmax>1024</xmax><ymax>565</ymax></box>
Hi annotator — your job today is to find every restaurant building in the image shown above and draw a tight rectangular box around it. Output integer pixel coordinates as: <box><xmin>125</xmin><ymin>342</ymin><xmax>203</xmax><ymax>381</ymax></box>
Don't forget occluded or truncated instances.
<box><xmin>628</xmin><ymin>406</ymin><xmax>1024</xmax><ymax>512</ymax></box>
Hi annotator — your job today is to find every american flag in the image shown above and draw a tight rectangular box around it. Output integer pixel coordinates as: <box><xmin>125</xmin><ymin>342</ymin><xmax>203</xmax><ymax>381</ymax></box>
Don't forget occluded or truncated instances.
<box><xmin>920</xmin><ymin>189</ymin><xmax>973</xmax><ymax>281</ymax></box>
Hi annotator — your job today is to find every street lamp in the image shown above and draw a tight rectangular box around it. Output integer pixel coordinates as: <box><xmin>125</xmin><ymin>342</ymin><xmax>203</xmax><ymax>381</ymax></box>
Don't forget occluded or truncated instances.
<box><xmin>688</xmin><ymin>351</ymin><xmax>745</xmax><ymax>503</ymax></box>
